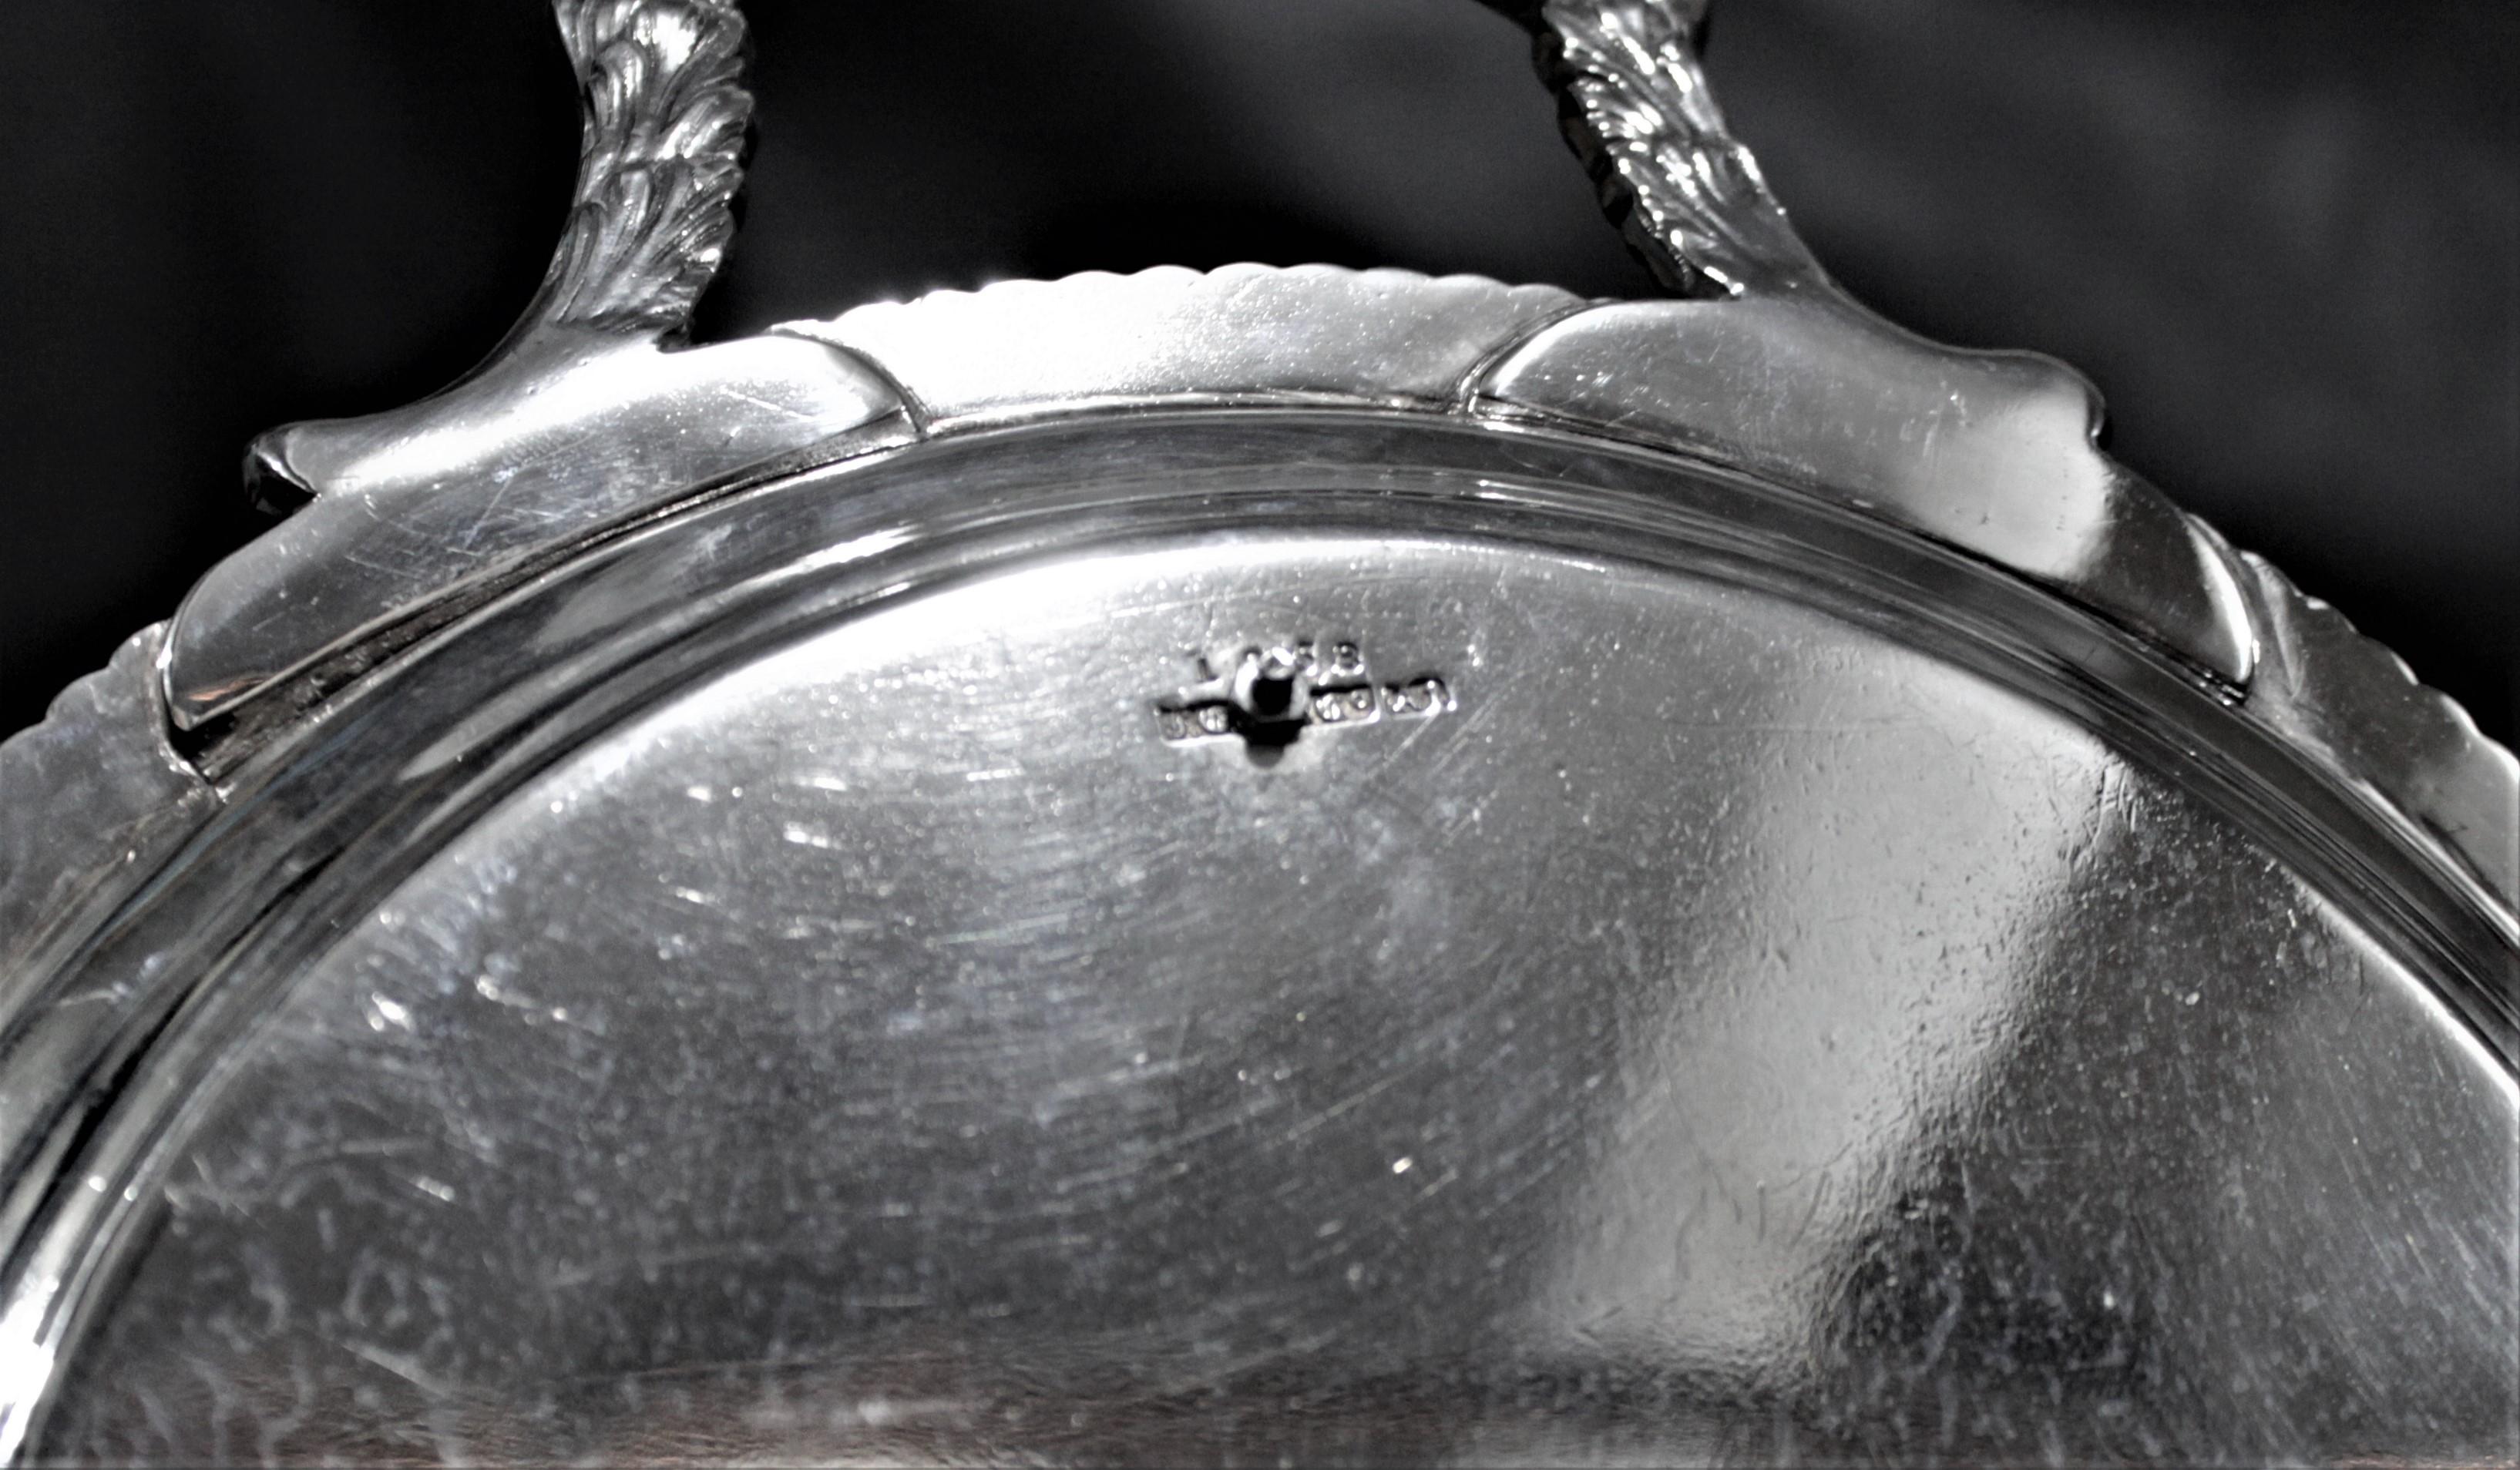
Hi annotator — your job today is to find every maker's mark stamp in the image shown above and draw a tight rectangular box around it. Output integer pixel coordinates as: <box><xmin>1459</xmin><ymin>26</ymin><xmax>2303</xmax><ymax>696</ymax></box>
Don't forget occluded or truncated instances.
<box><xmin>1154</xmin><ymin>639</ymin><xmax>1453</xmax><ymax>749</ymax></box>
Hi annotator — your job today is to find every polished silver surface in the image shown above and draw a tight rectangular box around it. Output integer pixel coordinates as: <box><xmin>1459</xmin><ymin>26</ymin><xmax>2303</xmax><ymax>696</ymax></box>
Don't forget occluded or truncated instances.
<box><xmin>167</xmin><ymin>0</ymin><xmax>918</xmax><ymax>732</ymax></box>
<box><xmin>2233</xmin><ymin>549</ymin><xmax>2520</xmax><ymax>905</ymax></box>
<box><xmin>49</xmin><ymin>534</ymin><xmax>2520</xmax><ymax>1464</ymax></box>
<box><xmin>0</xmin><ymin>627</ymin><xmax>208</xmax><ymax>992</ymax></box>
<box><xmin>1531</xmin><ymin>0</ymin><xmax>1811</xmax><ymax>297</ymax></box>
<box><xmin>9</xmin><ymin>414</ymin><xmax>2517</xmax><ymax>1462</ymax></box>
<box><xmin>776</xmin><ymin>263</ymin><xmax>1587</xmax><ymax>426</ymax></box>
<box><xmin>3</xmin><ymin>0</ymin><xmax>2516</xmax><ymax>1463</ymax></box>
<box><xmin>1479</xmin><ymin>295</ymin><xmax>2256</xmax><ymax>686</ymax></box>
<box><xmin>154</xmin><ymin>0</ymin><xmax>2276</xmax><ymax>733</ymax></box>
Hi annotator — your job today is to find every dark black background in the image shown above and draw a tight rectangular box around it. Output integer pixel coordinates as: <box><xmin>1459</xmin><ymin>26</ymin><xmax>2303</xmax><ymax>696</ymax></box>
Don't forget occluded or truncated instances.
<box><xmin>2</xmin><ymin>0</ymin><xmax>2512</xmax><ymax>741</ymax></box>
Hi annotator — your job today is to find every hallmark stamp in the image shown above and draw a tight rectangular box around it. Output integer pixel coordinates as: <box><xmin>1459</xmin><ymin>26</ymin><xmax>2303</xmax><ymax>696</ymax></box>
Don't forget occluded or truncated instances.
<box><xmin>1154</xmin><ymin>639</ymin><xmax>1453</xmax><ymax>748</ymax></box>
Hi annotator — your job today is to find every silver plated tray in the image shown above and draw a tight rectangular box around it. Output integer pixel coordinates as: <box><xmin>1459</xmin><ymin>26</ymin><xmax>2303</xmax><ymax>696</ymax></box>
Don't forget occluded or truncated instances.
<box><xmin>2</xmin><ymin>2</ymin><xmax>2513</xmax><ymax>1463</ymax></box>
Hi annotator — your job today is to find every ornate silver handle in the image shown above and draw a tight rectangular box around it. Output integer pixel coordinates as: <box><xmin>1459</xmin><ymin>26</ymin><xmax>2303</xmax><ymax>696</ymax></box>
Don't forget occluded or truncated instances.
<box><xmin>155</xmin><ymin>0</ymin><xmax>2508</xmax><ymax>918</ymax></box>
<box><xmin>1512</xmin><ymin>0</ymin><xmax>1826</xmax><ymax>297</ymax></box>
<box><xmin>512</xmin><ymin>0</ymin><xmax>1820</xmax><ymax>357</ymax></box>
<box><xmin>3</xmin><ymin>11</ymin><xmax>2510</xmax><ymax>1462</ymax></box>
<box><xmin>244</xmin><ymin>0</ymin><xmax>1823</xmax><ymax>518</ymax></box>
<box><xmin>203</xmin><ymin>0</ymin><xmax>1850</xmax><ymax>742</ymax></box>
<box><xmin>234</xmin><ymin>0</ymin><xmax>1836</xmax><ymax>527</ymax></box>
<box><xmin>532</xmin><ymin>0</ymin><xmax>754</xmax><ymax>341</ymax></box>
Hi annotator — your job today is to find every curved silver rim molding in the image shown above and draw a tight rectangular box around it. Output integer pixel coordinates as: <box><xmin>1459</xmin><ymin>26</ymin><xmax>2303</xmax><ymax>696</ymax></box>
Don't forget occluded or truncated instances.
<box><xmin>0</xmin><ymin>0</ymin><xmax>2513</xmax><ymax>1457</ymax></box>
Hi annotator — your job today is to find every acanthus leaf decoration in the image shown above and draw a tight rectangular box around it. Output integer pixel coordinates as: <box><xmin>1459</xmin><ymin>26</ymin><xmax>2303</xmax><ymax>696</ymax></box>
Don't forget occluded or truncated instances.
<box><xmin>1530</xmin><ymin>0</ymin><xmax>1827</xmax><ymax>297</ymax></box>
<box><xmin>536</xmin><ymin>0</ymin><xmax>754</xmax><ymax>337</ymax></box>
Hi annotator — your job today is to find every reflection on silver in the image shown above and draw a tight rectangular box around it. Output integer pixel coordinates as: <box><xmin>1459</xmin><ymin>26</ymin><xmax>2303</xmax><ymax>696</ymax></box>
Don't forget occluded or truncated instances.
<box><xmin>170</xmin><ymin>0</ymin><xmax>916</xmax><ymax>733</ymax></box>
<box><xmin>774</xmin><ymin>263</ymin><xmax>1586</xmax><ymax>426</ymax></box>
<box><xmin>2</xmin><ymin>0</ymin><xmax>2514</xmax><ymax>1463</ymax></box>
<box><xmin>0</xmin><ymin>627</ymin><xmax>209</xmax><ymax>988</ymax></box>
<box><xmin>1478</xmin><ymin>294</ymin><xmax>2256</xmax><ymax>683</ymax></box>
<box><xmin>1532</xmin><ymin>0</ymin><xmax>1816</xmax><ymax>297</ymax></box>
<box><xmin>38</xmin><ymin>530</ymin><xmax>2520</xmax><ymax>1463</ymax></box>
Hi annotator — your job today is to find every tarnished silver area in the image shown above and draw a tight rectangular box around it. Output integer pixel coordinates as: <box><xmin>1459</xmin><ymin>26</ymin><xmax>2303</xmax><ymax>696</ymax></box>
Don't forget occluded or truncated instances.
<box><xmin>5</xmin><ymin>0</ymin><xmax>2517</xmax><ymax>1463</ymax></box>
